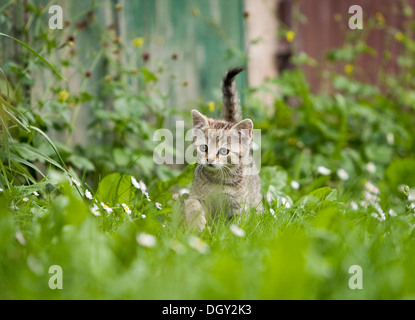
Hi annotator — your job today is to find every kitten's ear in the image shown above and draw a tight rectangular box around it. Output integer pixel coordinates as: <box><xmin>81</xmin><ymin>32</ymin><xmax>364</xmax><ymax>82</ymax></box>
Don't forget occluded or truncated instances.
<box><xmin>233</xmin><ymin>118</ymin><xmax>253</xmax><ymax>140</ymax></box>
<box><xmin>191</xmin><ymin>109</ymin><xmax>209</xmax><ymax>128</ymax></box>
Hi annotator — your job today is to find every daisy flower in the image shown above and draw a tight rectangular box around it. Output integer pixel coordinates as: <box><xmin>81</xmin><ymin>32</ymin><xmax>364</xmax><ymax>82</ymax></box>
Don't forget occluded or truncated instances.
<box><xmin>71</xmin><ymin>178</ymin><xmax>81</xmax><ymax>187</ymax></box>
<box><xmin>131</xmin><ymin>176</ymin><xmax>141</xmax><ymax>190</ymax></box>
<box><xmin>91</xmin><ymin>204</ymin><xmax>101</xmax><ymax>216</ymax></box>
<box><xmin>139</xmin><ymin>180</ymin><xmax>147</xmax><ymax>192</ymax></box>
<box><xmin>122</xmin><ymin>203</ymin><xmax>132</xmax><ymax>214</ymax></box>
<box><xmin>179</xmin><ymin>188</ymin><xmax>190</xmax><ymax>196</ymax></box>
<box><xmin>100</xmin><ymin>202</ymin><xmax>113</xmax><ymax>214</ymax></box>
<box><xmin>365</xmin><ymin>162</ymin><xmax>376</xmax><ymax>173</ymax></box>
<box><xmin>85</xmin><ymin>190</ymin><xmax>93</xmax><ymax>200</ymax></box>
<box><xmin>337</xmin><ymin>168</ymin><xmax>349</xmax><ymax>181</ymax></box>
<box><xmin>136</xmin><ymin>232</ymin><xmax>157</xmax><ymax>248</ymax></box>
<box><xmin>15</xmin><ymin>231</ymin><xmax>26</xmax><ymax>246</ymax></box>
<box><xmin>290</xmin><ymin>180</ymin><xmax>300</xmax><ymax>190</ymax></box>
<box><xmin>317</xmin><ymin>166</ymin><xmax>331</xmax><ymax>175</ymax></box>
<box><xmin>230</xmin><ymin>224</ymin><xmax>246</xmax><ymax>237</ymax></box>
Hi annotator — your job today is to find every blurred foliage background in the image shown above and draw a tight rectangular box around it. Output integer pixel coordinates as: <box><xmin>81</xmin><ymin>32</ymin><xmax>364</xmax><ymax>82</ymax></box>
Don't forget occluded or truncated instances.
<box><xmin>0</xmin><ymin>0</ymin><xmax>415</xmax><ymax>299</ymax></box>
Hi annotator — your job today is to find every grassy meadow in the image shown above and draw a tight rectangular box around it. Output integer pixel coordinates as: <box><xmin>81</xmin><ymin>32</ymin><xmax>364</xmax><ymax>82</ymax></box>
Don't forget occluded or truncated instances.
<box><xmin>1</xmin><ymin>1</ymin><xmax>415</xmax><ymax>299</ymax></box>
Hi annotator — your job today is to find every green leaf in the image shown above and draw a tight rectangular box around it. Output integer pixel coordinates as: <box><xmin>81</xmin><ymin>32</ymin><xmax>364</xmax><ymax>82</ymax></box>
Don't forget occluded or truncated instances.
<box><xmin>260</xmin><ymin>166</ymin><xmax>287</xmax><ymax>193</ymax></box>
<box><xmin>385</xmin><ymin>158</ymin><xmax>415</xmax><ymax>191</ymax></box>
<box><xmin>0</xmin><ymin>32</ymin><xmax>66</xmax><ymax>80</ymax></box>
<box><xmin>141</xmin><ymin>68</ymin><xmax>158</xmax><ymax>82</ymax></box>
<box><xmin>308</xmin><ymin>187</ymin><xmax>333</xmax><ymax>201</ymax></box>
<box><xmin>67</xmin><ymin>155</ymin><xmax>95</xmax><ymax>172</ymax></box>
<box><xmin>12</xmin><ymin>181</ymin><xmax>49</xmax><ymax>198</ymax></box>
<box><xmin>96</xmin><ymin>173</ymin><xmax>136</xmax><ymax>206</ymax></box>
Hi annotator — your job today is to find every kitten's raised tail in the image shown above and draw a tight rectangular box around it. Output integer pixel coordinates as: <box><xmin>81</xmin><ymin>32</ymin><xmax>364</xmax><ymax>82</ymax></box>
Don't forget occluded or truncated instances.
<box><xmin>222</xmin><ymin>66</ymin><xmax>245</xmax><ymax>123</ymax></box>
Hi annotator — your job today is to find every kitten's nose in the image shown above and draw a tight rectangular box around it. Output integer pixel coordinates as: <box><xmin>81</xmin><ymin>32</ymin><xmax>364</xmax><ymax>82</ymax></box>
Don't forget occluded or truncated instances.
<box><xmin>207</xmin><ymin>158</ymin><xmax>216</xmax><ymax>166</ymax></box>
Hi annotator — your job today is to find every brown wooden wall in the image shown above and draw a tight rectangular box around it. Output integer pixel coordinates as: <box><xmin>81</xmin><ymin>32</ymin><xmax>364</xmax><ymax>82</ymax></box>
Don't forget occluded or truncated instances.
<box><xmin>279</xmin><ymin>0</ymin><xmax>415</xmax><ymax>93</ymax></box>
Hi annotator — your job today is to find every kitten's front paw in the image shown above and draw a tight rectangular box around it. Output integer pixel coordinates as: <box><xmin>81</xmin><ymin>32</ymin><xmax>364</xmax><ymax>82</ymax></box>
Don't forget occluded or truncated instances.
<box><xmin>193</xmin><ymin>214</ymin><xmax>206</xmax><ymax>232</ymax></box>
<box><xmin>185</xmin><ymin>198</ymin><xmax>206</xmax><ymax>232</ymax></box>
<box><xmin>186</xmin><ymin>212</ymin><xmax>207</xmax><ymax>232</ymax></box>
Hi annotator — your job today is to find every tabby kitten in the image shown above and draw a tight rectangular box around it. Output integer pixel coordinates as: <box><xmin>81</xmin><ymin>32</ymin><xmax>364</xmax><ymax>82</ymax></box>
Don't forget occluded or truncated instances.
<box><xmin>185</xmin><ymin>67</ymin><xmax>262</xmax><ymax>231</ymax></box>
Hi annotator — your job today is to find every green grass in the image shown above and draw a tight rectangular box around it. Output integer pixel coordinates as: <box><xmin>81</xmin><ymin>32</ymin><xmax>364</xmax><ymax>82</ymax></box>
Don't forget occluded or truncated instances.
<box><xmin>1</xmin><ymin>172</ymin><xmax>414</xmax><ymax>300</ymax></box>
<box><xmin>1</xmin><ymin>1</ymin><xmax>415</xmax><ymax>300</ymax></box>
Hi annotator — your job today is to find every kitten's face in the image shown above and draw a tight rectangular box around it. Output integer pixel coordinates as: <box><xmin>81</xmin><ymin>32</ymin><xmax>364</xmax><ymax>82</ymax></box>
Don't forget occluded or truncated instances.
<box><xmin>191</xmin><ymin>110</ymin><xmax>253</xmax><ymax>171</ymax></box>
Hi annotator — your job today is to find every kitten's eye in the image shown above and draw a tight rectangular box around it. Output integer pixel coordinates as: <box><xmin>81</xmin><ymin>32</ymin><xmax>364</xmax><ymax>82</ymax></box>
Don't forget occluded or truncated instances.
<box><xmin>218</xmin><ymin>148</ymin><xmax>229</xmax><ymax>156</ymax></box>
<box><xmin>199</xmin><ymin>144</ymin><xmax>208</xmax><ymax>152</ymax></box>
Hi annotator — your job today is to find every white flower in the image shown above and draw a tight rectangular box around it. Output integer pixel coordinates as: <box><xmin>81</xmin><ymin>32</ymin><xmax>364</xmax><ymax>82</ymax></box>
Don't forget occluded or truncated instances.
<box><xmin>350</xmin><ymin>201</ymin><xmax>358</xmax><ymax>210</ymax></box>
<box><xmin>131</xmin><ymin>178</ymin><xmax>148</xmax><ymax>197</ymax></box>
<box><xmin>230</xmin><ymin>224</ymin><xmax>246</xmax><ymax>237</ymax></box>
<box><xmin>100</xmin><ymin>202</ymin><xmax>113</xmax><ymax>214</ymax></box>
<box><xmin>389</xmin><ymin>209</ymin><xmax>397</xmax><ymax>217</ymax></box>
<box><xmin>0</xmin><ymin>187</ymin><xmax>3</xmax><ymax>192</ymax></box>
<box><xmin>371</xmin><ymin>212</ymin><xmax>380</xmax><ymax>219</ymax></box>
<box><xmin>179</xmin><ymin>188</ymin><xmax>190</xmax><ymax>196</ymax></box>
<box><xmin>71</xmin><ymin>178</ymin><xmax>81</xmax><ymax>187</ymax></box>
<box><xmin>91</xmin><ymin>204</ymin><xmax>101</xmax><ymax>216</ymax></box>
<box><xmin>364</xmin><ymin>191</ymin><xmax>378</xmax><ymax>203</ymax></box>
<box><xmin>141</xmin><ymin>214</ymin><xmax>146</xmax><ymax>219</ymax></box>
<box><xmin>143</xmin><ymin>191</ymin><xmax>151</xmax><ymax>201</ymax></box>
<box><xmin>373</xmin><ymin>202</ymin><xmax>385</xmax><ymax>221</ymax></box>
<box><xmin>337</xmin><ymin>168</ymin><xmax>349</xmax><ymax>181</ymax></box>
<box><xmin>131</xmin><ymin>176</ymin><xmax>141</xmax><ymax>190</ymax></box>
<box><xmin>365</xmin><ymin>181</ymin><xmax>380</xmax><ymax>195</ymax></box>
<box><xmin>33</xmin><ymin>191</ymin><xmax>39</xmax><ymax>197</ymax></box>
<box><xmin>23</xmin><ymin>197</ymin><xmax>29</xmax><ymax>202</ymax></box>
<box><xmin>172</xmin><ymin>193</ymin><xmax>179</xmax><ymax>200</ymax></box>
<box><xmin>155</xmin><ymin>202</ymin><xmax>162</xmax><ymax>210</ymax></box>
<box><xmin>122</xmin><ymin>203</ymin><xmax>132</xmax><ymax>214</ymax></box>
<box><xmin>188</xmin><ymin>236</ymin><xmax>209</xmax><ymax>254</ymax></box>
<box><xmin>386</xmin><ymin>133</ymin><xmax>395</xmax><ymax>145</ymax></box>
<box><xmin>15</xmin><ymin>231</ymin><xmax>26</xmax><ymax>246</ymax></box>
<box><xmin>139</xmin><ymin>180</ymin><xmax>147</xmax><ymax>192</ymax></box>
<box><xmin>371</xmin><ymin>207</ymin><xmax>385</xmax><ymax>221</ymax></box>
<box><xmin>136</xmin><ymin>232</ymin><xmax>157</xmax><ymax>248</ymax></box>
<box><xmin>317</xmin><ymin>166</ymin><xmax>331</xmax><ymax>175</ymax></box>
<box><xmin>85</xmin><ymin>190</ymin><xmax>93</xmax><ymax>200</ymax></box>
<box><xmin>281</xmin><ymin>197</ymin><xmax>291</xmax><ymax>208</ymax></box>
<box><xmin>365</xmin><ymin>162</ymin><xmax>376</xmax><ymax>173</ymax></box>
<box><xmin>290</xmin><ymin>180</ymin><xmax>300</xmax><ymax>190</ymax></box>
<box><xmin>408</xmin><ymin>189</ymin><xmax>415</xmax><ymax>202</ymax></box>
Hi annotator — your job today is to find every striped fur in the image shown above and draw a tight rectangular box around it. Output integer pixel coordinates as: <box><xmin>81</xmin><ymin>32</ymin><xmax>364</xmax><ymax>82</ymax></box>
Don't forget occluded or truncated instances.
<box><xmin>185</xmin><ymin>67</ymin><xmax>262</xmax><ymax>231</ymax></box>
<box><xmin>221</xmin><ymin>66</ymin><xmax>244</xmax><ymax>123</ymax></box>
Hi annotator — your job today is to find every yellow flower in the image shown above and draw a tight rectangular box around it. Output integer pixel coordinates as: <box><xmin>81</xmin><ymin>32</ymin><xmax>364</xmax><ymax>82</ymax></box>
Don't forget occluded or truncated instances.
<box><xmin>58</xmin><ymin>90</ymin><xmax>69</xmax><ymax>102</ymax></box>
<box><xmin>208</xmin><ymin>101</ymin><xmax>215</xmax><ymax>112</ymax></box>
<box><xmin>375</xmin><ymin>12</ymin><xmax>385</xmax><ymax>25</ymax></box>
<box><xmin>344</xmin><ymin>64</ymin><xmax>354</xmax><ymax>75</ymax></box>
<box><xmin>394</xmin><ymin>32</ymin><xmax>404</xmax><ymax>42</ymax></box>
<box><xmin>132</xmin><ymin>37</ymin><xmax>144</xmax><ymax>48</ymax></box>
<box><xmin>192</xmin><ymin>8</ymin><xmax>200</xmax><ymax>16</ymax></box>
<box><xmin>286</xmin><ymin>30</ymin><xmax>295</xmax><ymax>43</ymax></box>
